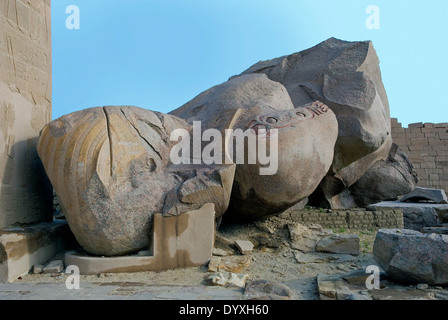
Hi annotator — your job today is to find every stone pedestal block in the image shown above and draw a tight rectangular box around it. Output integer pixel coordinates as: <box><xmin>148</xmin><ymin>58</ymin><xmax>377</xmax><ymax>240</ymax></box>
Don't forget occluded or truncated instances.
<box><xmin>64</xmin><ymin>204</ymin><xmax>215</xmax><ymax>274</ymax></box>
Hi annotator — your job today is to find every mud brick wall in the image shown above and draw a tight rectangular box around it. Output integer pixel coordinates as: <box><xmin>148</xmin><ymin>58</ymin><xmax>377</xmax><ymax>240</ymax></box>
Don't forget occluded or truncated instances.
<box><xmin>391</xmin><ymin>118</ymin><xmax>448</xmax><ymax>193</ymax></box>
<box><xmin>279</xmin><ymin>208</ymin><xmax>404</xmax><ymax>230</ymax></box>
<box><xmin>0</xmin><ymin>0</ymin><xmax>52</xmax><ymax>228</ymax></box>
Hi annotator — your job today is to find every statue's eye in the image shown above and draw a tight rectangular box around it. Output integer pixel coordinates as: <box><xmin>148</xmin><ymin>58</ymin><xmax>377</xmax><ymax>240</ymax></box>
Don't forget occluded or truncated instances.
<box><xmin>266</xmin><ymin>117</ymin><xmax>278</xmax><ymax>124</ymax></box>
<box><xmin>296</xmin><ymin>112</ymin><xmax>306</xmax><ymax>117</ymax></box>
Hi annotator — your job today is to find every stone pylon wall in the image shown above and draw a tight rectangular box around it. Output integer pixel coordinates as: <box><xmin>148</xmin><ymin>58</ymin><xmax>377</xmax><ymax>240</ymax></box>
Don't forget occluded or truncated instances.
<box><xmin>391</xmin><ymin>118</ymin><xmax>448</xmax><ymax>193</ymax></box>
<box><xmin>0</xmin><ymin>0</ymin><xmax>52</xmax><ymax>228</ymax></box>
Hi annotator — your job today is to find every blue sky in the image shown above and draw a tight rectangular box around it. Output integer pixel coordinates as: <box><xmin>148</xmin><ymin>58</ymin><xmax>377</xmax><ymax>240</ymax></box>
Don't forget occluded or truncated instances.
<box><xmin>52</xmin><ymin>0</ymin><xmax>448</xmax><ymax>126</ymax></box>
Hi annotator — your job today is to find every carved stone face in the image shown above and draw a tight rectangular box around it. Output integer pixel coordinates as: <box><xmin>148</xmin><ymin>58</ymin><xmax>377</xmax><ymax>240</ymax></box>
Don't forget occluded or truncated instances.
<box><xmin>246</xmin><ymin>102</ymin><xmax>330</xmax><ymax>136</ymax></box>
<box><xmin>226</xmin><ymin>101</ymin><xmax>339</xmax><ymax>222</ymax></box>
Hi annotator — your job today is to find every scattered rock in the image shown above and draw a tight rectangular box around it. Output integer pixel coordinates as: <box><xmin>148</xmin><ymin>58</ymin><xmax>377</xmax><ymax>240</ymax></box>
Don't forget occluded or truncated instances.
<box><xmin>32</xmin><ymin>264</ymin><xmax>44</xmax><ymax>274</ymax></box>
<box><xmin>416</xmin><ymin>284</ymin><xmax>429</xmax><ymax>290</ymax></box>
<box><xmin>373</xmin><ymin>229</ymin><xmax>448</xmax><ymax>286</ymax></box>
<box><xmin>244</xmin><ymin>279</ymin><xmax>291</xmax><ymax>300</ymax></box>
<box><xmin>234</xmin><ymin>240</ymin><xmax>254</xmax><ymax>255</ymax></box>
<box><xmin>250</xmin><ymin>234</ymin><xmax>281</xmax><ymax>249</ymax></box>
<box><xmin>405</xmin><ymin>207</ymin><xmax>439</xmax><ymax>230</ymax></box>
<box><xmin>205</xmin><ymin>272</ymin><xmax>249</xmax><ymax>288</ymax></box>
<box><xmin>359</xmin><ymin>290</ymin><xmax>369</xmax><ymax>295</ymax></box>
<box><xmin>288</xmin><ymin>223</ymin><xmax>333</xmax><ymax>252</ymax></box>
<box><xmin>435</xmin><ymin>206</ymin><xmax>448</xmax><ymax>223</ymax></box>
<box><xmin>96</xmin><ymin>273</ymin><xmax>113</xmax><ymax>278</ymax></box>
<box><xmin>214</xmin><ymin>234</ymin><xmax>236</xmax><ymax>252</ymax></box>
<box><xmin>434</xmin><ymin>291</ymin><xmax>448</xmax><ymax>300</ymax></box>
<box><xmin>369</xmin><ymin>288</ymin><xmax>435</xmax><ymax>301</ymax></box>
<box><xmin>341</xmin><ymin>270</ymin><xmax>381</xmax><ymax>285</ymax></box>
<box><xmin>316</xmin><ymin>234</ymin><xmax>360</xmax><ymax>255</ymax></box>
<box><xmin>293</xmin><ymin>251</ymin><xmax>357</xmax><ymax>264</ymax></box>
<box><xmin>43</xmin><ymin>260</ymin><xmax>64</xmax><ymax>274</ymax></box>
<box><xmin>247</xmin><ymin>295</ymin><xmax>290</xmax><ymax>301</ymax></box>
<box><xmin>400</xmin><ymin>187</ymin><xmax>448</xmax><ymax>204</ymax></box>
<box><xmin>317</xmin><ymin>273</ymin><xmax>360</xmax><ymax>300</ymax></box>
<box><xmin>318</xmin><ymin>270</ymin><xmax>436</xmax><ymax>300</ymax></box>
<box><xmin>254</xmin><ymin>221</ymin><xmax>275</xmax><ymax>234</ymax></box>
<box><xmin>212</xmin><ymin>248</ymin><xmax>233</xmax><ymax>257</ymax></box>
<box><xmin>344</xmin><ymin>293</ymin><xmax>373</xmax><ymax>300</ymax></box>
<box><xmin>208</xmin><ymin>256</ymin><xmax>221</xmax><ymax>272</ymax></box>
<box><xmin>208</xmin><ymin>256</ymin><xmax>251</xmax><ymax>273</ymax></box>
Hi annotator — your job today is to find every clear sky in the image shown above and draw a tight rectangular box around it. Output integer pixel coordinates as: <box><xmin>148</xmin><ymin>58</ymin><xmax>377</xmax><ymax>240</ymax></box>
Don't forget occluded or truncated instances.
<box><xmin>52</xmin><ymin>0</ymin><xmax>448</xmax><ymax>126</ymax></box>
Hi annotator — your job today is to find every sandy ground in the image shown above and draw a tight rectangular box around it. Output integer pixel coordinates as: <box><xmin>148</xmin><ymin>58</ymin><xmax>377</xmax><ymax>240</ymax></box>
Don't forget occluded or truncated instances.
<box><xmin>18</xmin><ymin>214</ymin><xmax>378</xmax><ymax>300</ymax></box>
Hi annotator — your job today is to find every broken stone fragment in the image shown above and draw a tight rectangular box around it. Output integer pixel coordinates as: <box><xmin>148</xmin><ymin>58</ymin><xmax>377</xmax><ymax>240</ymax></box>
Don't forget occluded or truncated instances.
<box><xmin>43</xmin><ymin>260</ymin><xmax>64</xmax><ymax>274</ymax></box>
<box><xmin>288</xmin><ymin>223</ymin><xmax>334</xmax><ymax>252</ymax></box>
<box><xmin>293</xmin><ymin>251</ymin><xmax>357</xmax><ymax>264</ymax></box>
<box><xmin>32</xmin><ymin>264</ymin><xmax>44</xmax><ymax>274</ymax></box>
<box><xmin>254</xmin><ymin>221</ymin><xmax>277</xmax><ymax>234</ymax></box>
<box><xmin>207</xmin><ymin>256</ymin><xmax>221</xmax><ymax>272</ymax></box>
<box><xmin>244</xmin><ymin>279</ymin><xmax>292</xmax><ymax>300</ymax></box>
<box><xmin>416</xmin><ymin>284</ymin><xmax>429</xmax><ymax>290</ymax></box>
<box><xmin>214</xmin><ymin>233</ymin><xmax>235</xmax><ymax>252</ymax></box>
<box><xmin>317</xmin><ymin>270</ymin><xmax>436</xmax><ymax>300</ymax></box>
<box><xmin>373</xmin><ymin>229</ymin><xmax>448</xmax><ymax>286</ymax></box>
<box><xmin>251</xmin><ymin>233</ymin><xmax>281</xmax><ymax>249</ymax></box>
<box><xmin>234</xmin><ymin>240</ymin><xmax>254</xmax><ymax>255</ymax></box>
<box><xmin>207</xmin><ymin>255</ymin><xmax>251</xmax><ymax>273</ymax></box>
<box><xmin>205</xmin><ymin>272</ymin><xmax>249</xmax><ymax>288</ymax></box>
<box><xmin>315</xmin><ymin>234</ymin><xmax>360</xmax><ymax>255</ymax></box>
<box><xmin>435</xmin><ymin>206</ymin><xmax>448</xmax><ymax>223</ymax></box>
<box><xmin>400</xmin><ymin>187</ymin><xmax>448</xmax><ymax>204</ymax></box>
<box><xmin>212</xmin><ymin>248</ymin><xmax>233</xmax><ymax>257</ymax></box>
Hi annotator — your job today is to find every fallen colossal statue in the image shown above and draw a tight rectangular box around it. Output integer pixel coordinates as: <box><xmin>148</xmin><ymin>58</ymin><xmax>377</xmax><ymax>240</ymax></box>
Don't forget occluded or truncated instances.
<box><xmin>37</xmin><ymin>38</ymin><xmax>418</xmax><ymax>272</ymax></box>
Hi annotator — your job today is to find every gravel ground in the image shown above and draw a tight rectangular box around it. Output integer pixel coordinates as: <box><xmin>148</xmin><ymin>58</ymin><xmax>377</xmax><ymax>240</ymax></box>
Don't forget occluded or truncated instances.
<box><xmin>18</xmin><ymin>215</ymin><xmax>378</xmax><ymax>300</ymax></box>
